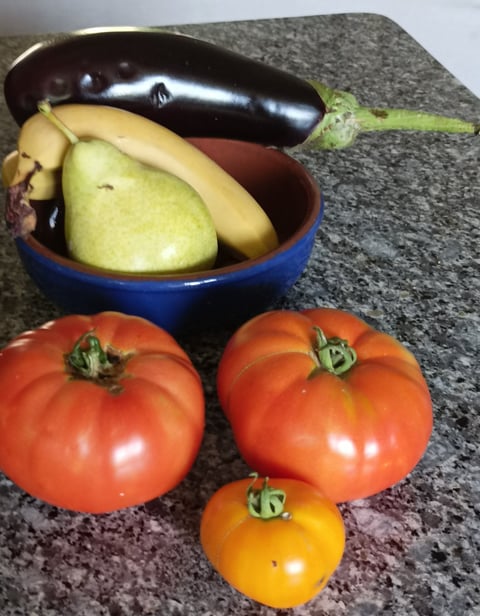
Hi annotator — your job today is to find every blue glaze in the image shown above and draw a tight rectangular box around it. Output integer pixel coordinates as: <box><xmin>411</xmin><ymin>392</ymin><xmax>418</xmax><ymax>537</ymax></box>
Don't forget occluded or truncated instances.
<box><xmin>15</xmin><ymin>196</ymin><xmax>323</xmax><ymax>335</ymax></box>
<box><xmin>14</xmin><ymin>137</ymin><xmax>323</xmax><ymax>335</ymax></box>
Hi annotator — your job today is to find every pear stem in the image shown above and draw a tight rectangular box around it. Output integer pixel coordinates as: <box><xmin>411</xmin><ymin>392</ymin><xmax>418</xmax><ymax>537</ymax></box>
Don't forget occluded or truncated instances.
<box><xmin>37</xmin><ymin>99</ymin><xmax>80</xmax><ymax>144</ymax></box>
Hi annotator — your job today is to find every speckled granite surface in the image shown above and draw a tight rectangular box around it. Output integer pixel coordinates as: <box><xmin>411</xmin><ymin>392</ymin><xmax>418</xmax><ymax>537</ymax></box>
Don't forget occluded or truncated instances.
<box><xmin>0</xmin><ymin>13</ymin><xmax>479</xmax><ymax>616</ymax></box>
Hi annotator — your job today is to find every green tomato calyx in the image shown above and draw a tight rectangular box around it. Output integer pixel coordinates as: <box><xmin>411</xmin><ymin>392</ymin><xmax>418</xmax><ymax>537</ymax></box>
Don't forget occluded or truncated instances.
<box><xmin>65</xmin><ymin>331</ymin><xmax>131</xmax><ymax>393</ymax></box>
<box><xmin>246</xmin><ymin>473</ymin><xmax>291</xmax><ymax>521</ymax></box>
<box><xmin>311</xmin><ymin>327</ymin><xmax>357</xmax><ymax>377</ymax></box>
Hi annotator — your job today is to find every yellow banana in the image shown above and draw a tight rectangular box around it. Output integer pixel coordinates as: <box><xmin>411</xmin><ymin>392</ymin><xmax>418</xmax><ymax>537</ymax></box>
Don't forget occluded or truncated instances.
<box><xmin>2</xmin><ymin>150</ymin><xmax>18</xmax><ymax>186</ymax></box>
<box><xmin>9</xmin><ymin>103</ymin><xmax>279</xmax><ymax>259</ymax></box>
<box><xmin>2</xmin><ymin>149</ymin><xmax>61</xmax><ymax>196</ymax></box>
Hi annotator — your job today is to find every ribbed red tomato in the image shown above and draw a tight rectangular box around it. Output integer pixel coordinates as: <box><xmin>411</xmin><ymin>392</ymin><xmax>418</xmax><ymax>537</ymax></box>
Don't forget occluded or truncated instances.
<box><xmin>217</xmin><ymin>308</ymin><xmax>433</xmax><ymax>502</ymax></box>
<box><xmin>0</xmin><ymin>311</ymin><xmax>205</xmax><ymax>513</ymax></box>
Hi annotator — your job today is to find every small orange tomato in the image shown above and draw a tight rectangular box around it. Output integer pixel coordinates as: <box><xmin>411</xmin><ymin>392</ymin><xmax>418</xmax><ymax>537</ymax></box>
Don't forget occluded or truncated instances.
<box><xmin>200</xmin><ymin>474</ymin><xmax>345</xmax><ymax>609</ymax></box>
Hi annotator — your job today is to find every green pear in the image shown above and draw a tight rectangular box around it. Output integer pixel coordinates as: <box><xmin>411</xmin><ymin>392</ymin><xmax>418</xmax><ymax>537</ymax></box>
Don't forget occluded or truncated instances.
<box><xmin>38</xmin><ymin>102</ymin><xmax>218</xmax><ymax>274</ymax></box>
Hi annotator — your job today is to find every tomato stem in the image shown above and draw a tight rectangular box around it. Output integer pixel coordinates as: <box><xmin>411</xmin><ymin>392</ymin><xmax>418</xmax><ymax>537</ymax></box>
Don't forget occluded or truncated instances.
<box><xmin>246</xmin><ymin>473</ymin><xmax>290</xmax><ymax>520</ymax></box>
<box><xmin>65</xmin><ymin>331</ymin><xmax>129</xmax><ymax>392</ymax></box>
<box><xmin>312</xmin><ymin>327</ymin><xmax>357</xmax><ymax>376</ymax></box>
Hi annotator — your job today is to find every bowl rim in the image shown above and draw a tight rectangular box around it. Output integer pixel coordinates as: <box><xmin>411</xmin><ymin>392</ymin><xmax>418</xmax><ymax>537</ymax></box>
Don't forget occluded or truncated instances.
<box><xmin>19</xmin><ymin>140</ymin><xmax>323</xmax><ymax>284</ymax></box>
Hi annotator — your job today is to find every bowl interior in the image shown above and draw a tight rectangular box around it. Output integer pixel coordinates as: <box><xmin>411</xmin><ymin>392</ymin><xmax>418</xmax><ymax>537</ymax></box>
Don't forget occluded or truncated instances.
<box><xmin>27</xmin><ymin>138</ymin><xmax>321</xmax><ymax>279</ymax></box>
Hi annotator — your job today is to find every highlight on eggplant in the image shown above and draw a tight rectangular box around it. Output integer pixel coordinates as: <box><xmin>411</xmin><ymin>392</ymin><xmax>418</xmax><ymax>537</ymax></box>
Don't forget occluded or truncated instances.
<box><xmin>3</xmin><ymin>27</ymin><xmax>479</xmax><ymax>150</ymax></box>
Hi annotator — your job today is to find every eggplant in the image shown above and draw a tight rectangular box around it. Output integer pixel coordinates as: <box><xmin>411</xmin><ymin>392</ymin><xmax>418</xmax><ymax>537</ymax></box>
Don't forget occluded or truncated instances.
<box><xmin>4</xmin><ymin>28</ymin><xmax>479</xmax><ymax>150</ymax></box>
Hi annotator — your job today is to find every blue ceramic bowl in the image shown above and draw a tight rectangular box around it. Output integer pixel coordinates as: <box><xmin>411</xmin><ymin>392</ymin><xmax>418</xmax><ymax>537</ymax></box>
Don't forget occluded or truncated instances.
<box><xmin>15</xmin><ymin>138</ymin><xmax>323</xmax><ymax>335</ymax></box>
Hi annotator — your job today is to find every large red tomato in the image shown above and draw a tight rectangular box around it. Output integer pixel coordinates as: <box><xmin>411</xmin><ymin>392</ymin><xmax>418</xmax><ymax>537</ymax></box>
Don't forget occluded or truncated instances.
<box><xmin>0</xmin><ymin>311</ymin><xmax>205</xmax><ymax>513</ymax></box>
<box><xmin>217</xmin><ymin>308</ymin><xmax>433</xmax><ymax>502</ymax></box>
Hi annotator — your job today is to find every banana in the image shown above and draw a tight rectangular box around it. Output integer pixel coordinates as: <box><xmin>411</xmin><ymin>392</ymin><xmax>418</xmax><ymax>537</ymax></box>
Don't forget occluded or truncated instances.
<box><xmin>2</xmin><ymin>149</ymin><xmax>61</xmax><ymax>196</ymax></box>
<box><xmin>2</xmin><ymin>150</ymin><xmax>17</xmax><ymax>186</ymax></box>
<box><xmin>8</xmin><ymin>103</ymin><xmax>279</xmax><ymax>259</ymax></box>
<box><xmin>2</xmin><ymin>150</ymin><xmax>17</xmax><ymax>187</ymax></box>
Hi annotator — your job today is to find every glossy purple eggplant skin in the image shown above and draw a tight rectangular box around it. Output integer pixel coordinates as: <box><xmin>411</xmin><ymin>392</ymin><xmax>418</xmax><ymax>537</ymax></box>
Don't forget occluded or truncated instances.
<box><xmin>4</xmin><ymin>29</ymin><xmax>325</xmax><ymax>148</ymax></box>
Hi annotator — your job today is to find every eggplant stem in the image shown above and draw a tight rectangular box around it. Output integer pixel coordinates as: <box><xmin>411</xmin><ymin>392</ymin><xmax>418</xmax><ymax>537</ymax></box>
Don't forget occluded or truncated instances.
<box><xmin>355</xmin><ymin>106</ymin><xmax>479</xmax><ymax>134</ymax></box>
<box><xmin>304</xmin><ymin>80</ymin><xmax>479</xmax><ymax>150</ymax></box>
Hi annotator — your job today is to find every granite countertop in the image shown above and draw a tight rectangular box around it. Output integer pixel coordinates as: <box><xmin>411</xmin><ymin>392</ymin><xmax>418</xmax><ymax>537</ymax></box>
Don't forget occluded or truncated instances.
<box><xmin>0</xmin><ymin>13</ymin><xmax>479</xmax><ymax>616</ymax></box>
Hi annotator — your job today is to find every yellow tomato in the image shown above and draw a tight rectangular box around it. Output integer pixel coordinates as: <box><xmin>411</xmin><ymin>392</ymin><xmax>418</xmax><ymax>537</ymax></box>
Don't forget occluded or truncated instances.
<box><xmin>200</xmin><ymin>474</ymin><xmax>345</xmax><ymax>609</ymax></box>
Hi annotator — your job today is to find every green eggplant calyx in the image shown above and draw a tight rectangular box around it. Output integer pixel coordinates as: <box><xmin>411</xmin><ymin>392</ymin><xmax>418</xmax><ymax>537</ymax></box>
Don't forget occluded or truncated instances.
<box><xmin>304</xmin><ymin>80</ymin><xmax>480</xmax><ymax>150</ymax></box>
